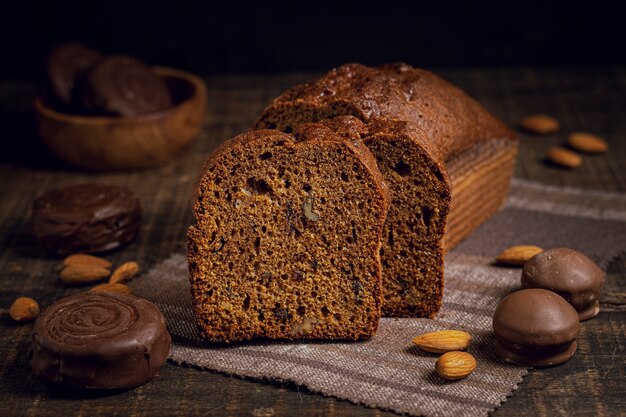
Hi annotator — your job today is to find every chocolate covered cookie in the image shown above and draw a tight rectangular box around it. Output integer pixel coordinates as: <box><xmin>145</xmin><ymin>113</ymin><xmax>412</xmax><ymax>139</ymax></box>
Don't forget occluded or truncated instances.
<box><xmin>32</xmin><ymin>183</ymin><xmax>142</xmax><ymax>255</ymax></box>
<box><xmin>80</xmin><ymin>55</ymin><xmax>172</xmax><ymax>116</ymax></box>
<box><xmin>493</xmin><ymin>289</ymin><xmax>580</xmax><ymax>366</ymax></box>
<box><xmin>30</xmin><ymin>292</ymin><xmax>171</xmax><ymax>389</ymax></box>
<box><xmin>522</xmin><ymin>247</ymin><xmax>604</xmax><ymax>320</ymax></box>
<box><xmin>46</xmin><ymin>43</ymin><xmax>102</xmax><ymax>106</ymax></box>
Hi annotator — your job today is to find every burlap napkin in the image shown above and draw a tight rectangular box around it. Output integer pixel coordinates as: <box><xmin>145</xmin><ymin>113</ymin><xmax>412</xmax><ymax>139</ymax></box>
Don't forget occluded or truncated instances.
<box><xmin>132</xmin><ymin>179</ymin><xmax>626</xmax><ymax>417</ymax></box>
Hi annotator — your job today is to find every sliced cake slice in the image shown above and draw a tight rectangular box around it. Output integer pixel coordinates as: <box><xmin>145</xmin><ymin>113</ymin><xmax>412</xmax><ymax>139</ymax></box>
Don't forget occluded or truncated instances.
<box><xmin>187</xmin><ymin>124</ymin><xmax>390</xmax><ymax>342</ymax></box>
<box><xmin>253</xmin><ymin>63</ymin><xmax>518</xmax><ymax>317</ymax></box>
<box><xmin>319</xmin><ymin>116</ymin><xmax>451</xmax><ymax>317</ymax></box>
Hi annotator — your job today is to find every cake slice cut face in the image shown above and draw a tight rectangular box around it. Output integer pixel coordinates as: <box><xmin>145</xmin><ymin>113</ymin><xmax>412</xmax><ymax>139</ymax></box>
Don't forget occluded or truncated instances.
<box><xmin>320</xmin><ymin>116</ymin><xmax>451</xmax><ymax>317</ymax></box>
<box><xmin>187</xmin><ymin>125</ymin><xmax>390</xmax><ymax>342</ymax></box>
<box><xmin>254</xmin><ymin>63</ymin><xmax>518</xmax><ymax>317</ymax></box>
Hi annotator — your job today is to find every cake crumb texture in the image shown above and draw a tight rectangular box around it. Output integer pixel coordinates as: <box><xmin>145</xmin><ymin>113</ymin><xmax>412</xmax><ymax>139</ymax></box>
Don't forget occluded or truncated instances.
<box><xmin>188</xmin><ymin>125</ymin><xmax>390</xmax><ymax>342</ymax></box>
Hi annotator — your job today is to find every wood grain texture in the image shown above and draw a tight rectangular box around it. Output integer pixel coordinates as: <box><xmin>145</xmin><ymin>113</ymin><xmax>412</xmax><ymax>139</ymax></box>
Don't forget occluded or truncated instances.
<box><xmin>0</xmin><ymin>66</ymin><xmax>624</xmax><ymax>417</ymax></box>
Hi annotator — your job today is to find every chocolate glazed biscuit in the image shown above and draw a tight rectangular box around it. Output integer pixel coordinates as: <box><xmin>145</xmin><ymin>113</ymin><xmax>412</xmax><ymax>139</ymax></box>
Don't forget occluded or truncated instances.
<box><xmin>30</xmin><ymin>292</ymin><xmax>171</xmax><ymax>389</ymax></box>
<box><xmin>522</xmin><ymin>247</ymin><xmax>605</xmax><ymax>320</ymax></box>
<box><xmin>493</xmin><ymin>289</ymin><xmax>580</xmax><ymax>366</ymax></box>
<box><xmin>80</xmin><ymin>55</ymin><xmax>172</xmax><ymax>116</ymax></box>
<box><xmin>32</xmin><ymin>183</ymin><xmax>142</xmax><ymax>255</ymax></box>
<box><xmin>46</xmin><ymin>43</ymin><xmax>102</xmax><ymax>106</ymax></box>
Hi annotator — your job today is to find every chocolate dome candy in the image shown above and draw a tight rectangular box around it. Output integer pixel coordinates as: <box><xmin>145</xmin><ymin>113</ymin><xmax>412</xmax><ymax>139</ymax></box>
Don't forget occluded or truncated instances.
<box><xmin>32</xmin><ymin>183</ymin><xmax>142</xmax><ymax>255</ymax></box>
<box><xmin>522</xmin><ymin>247</ymin><xmax>604</xmax><ymax>320</ymax></box>
<box><xmin>493</xmin><ymin>289</ymin><xmax>580</xmax><ymax>366</ymax></box>
<box><xmin>30</xmin><ymin>292</ymin><xmax>171</xmax><ymax>389</ymax></box>
<box><xmin>80</xmin><ymin>55</ymin><xmax>172</xmax><ymax>116</ymax></box>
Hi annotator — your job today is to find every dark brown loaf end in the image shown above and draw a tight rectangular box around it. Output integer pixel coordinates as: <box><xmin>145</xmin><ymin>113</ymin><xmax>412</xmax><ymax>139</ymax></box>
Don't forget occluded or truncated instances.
<box><xmin>445</xmin><ymin>137</ymin><xmax>518</xmax><ymax>250</ymax></box>
<box><xmin>187</xmin><ymin>125</ymin><xmax>390</xmax><ymax>342</ymax></box>
<box><xmin>253</xmin><ymin>62</ymin><xmax>518</xmax><ymax>318</ymax></box>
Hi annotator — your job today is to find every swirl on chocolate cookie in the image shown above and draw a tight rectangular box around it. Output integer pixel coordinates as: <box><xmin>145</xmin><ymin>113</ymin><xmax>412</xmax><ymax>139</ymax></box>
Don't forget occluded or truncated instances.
<box><xmin>47</xmin><ymin>295</ymin><xmax>138</xmax><ymax>345</ymax></box>
<box><xmin>80</xmin><ymin>55</ymin><xmax>172</xmax><ymax>116</ymax></box>
<box><xmin>30</xmin><ymin>292</ymin><xmax>171</xmax><ymax>389</ymax></box>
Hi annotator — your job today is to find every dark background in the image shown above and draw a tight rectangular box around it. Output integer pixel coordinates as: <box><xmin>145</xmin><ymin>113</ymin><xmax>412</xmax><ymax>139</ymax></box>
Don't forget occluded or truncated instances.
<box><xmin>1</xmin><ymin>0</ymin><xmax>625</xmax><ymax>79</ymax></box>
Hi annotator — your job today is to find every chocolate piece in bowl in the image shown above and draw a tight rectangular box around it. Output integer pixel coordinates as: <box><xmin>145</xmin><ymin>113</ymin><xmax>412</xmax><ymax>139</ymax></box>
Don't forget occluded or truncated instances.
<box><xmin>34</xmin><ymin>64</ymin><xmax>206</xmax><ymax>171</ymax></box>
<box><xmin>80</xmin><ymin>55</ymin><xmax>172</xmax><ymax>116</ymax></box>
<box><xmin>32</xmin><ymin>183</ymin><xmax>142</xmax><ymax>255</ymax></box>
<box><xmin>46</xmin><ymin>43</ymin><xmax>102</xmax><ymax>107</ymax></box>
<box><xmin>29</xmin><ymin>292</ymin><xmax>171</xmax><ymax>389</ymax></box>
<box><xmin>493</xmin><ymin>288</ymin><xmax>580</xmax><ymax>366</ymax></box>
<box><xmin>522</xmin><ymin>247</ymin><xmax>605</xmax><ymax>321</ymax></box>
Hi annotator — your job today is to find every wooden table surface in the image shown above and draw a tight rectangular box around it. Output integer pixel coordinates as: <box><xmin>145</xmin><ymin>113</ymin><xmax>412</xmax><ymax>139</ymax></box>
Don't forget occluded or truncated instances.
<box><xmin>0</xmin><ymin>67</ymin><xmax>624</xmax><ymax>417</ymax></box>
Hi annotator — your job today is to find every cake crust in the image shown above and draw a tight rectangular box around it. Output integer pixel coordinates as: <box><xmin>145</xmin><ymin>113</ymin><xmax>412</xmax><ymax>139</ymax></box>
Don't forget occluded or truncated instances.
<box><xmin>254</xmin><ymin>62</ymin><xmax>516</xmax><ymax>160</ymax></box>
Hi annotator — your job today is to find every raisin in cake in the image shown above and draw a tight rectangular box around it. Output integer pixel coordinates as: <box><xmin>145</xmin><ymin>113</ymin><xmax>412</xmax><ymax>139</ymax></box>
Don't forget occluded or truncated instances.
<box><xmin>254</xmin><ymin>63</ymin><xmax>518</xmax><ymax>317</ymax></box>
<box><xmin>187</xmin><ymin>124</ymin><xmax>390</xmax><ymax>342</ymax></box>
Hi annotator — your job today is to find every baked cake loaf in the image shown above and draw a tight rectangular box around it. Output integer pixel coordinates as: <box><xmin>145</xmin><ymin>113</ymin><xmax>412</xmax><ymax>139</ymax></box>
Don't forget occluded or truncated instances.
<box><xmin>187</xmin><ymin>125</ymin><xmax>390</xmax><ymax>342</ymax></box>
<box><xmin>254</xmin><ymin>63</ymin><xmax>518</xmax><ymax>317</ymax></box>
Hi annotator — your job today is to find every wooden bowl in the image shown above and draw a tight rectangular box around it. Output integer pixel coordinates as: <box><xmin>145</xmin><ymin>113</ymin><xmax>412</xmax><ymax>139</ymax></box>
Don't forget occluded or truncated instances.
<box><xmin>34</xmin><ymin>67</ymin><xmax>207</xmax><ymax>171</ymax></box>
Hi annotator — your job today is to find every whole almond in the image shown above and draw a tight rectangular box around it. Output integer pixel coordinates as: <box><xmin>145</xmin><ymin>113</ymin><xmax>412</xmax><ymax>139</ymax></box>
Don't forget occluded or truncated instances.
<box><xmin>90</xmin><ymin>283</ymin><xmax>132</xmax><ymax>295</ymax></box>
<box><xmin>546</xmin><ymin>147</ymin><xmax>583</xmax><ymax>168</ymax></box>
<box><xmin>60</xmin><ymin>264</ymin><xmax>110</xmax><ymax>285</ymax></box>
<box><xmin>63</xmin><ymin>253</ymin><xmax>112</xmax><ymax>269</ymax></box>
<box><xmin>519</xmin><ymin>114</ymin><xmax>560</xmax><ymax>134</ymax></box>
<box><xmin>435</xmin><ymin>351</ymin><xmax>477</xmax><ymax>381</ymax></box>
<box><xmin>412</xmin><ymin>330</ymin><xmax>471</xmax><ymax>353</ymax></box>
<box><xmin>496</xmin><ymin>245</ymin><xmax>544</xmax><ymax>266</ymax></box>
<box><xmin>109</xmin><ymin>261</ymin><xmax>140</xmax><ymax>284</ymax></box>
<box><xmin>568</xmin><ymin>132</ymin><xmax>609</xmax><ymax>153</ymax></box>
<box><xmin>10</xmin><ymin>297</ymin><xmax>40</xmax><ymax>322</ymax></box>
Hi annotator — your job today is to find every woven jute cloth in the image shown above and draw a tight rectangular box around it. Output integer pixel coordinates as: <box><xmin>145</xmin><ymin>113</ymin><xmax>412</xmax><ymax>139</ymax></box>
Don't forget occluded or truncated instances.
<box><xmin>132</xmin><ymin>179</ymin><xmax>626</xmax><ymax>417</ymax></box>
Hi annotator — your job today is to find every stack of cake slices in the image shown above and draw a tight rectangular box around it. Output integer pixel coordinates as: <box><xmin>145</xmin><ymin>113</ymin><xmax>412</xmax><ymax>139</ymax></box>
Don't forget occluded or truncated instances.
<box><xmin>188</xmin><ymin>63</ymin><xmax>518</xmax><ymax>342</ymax></box>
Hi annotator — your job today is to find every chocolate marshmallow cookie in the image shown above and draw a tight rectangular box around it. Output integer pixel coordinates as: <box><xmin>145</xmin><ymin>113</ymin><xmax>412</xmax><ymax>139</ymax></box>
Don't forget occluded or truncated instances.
<box><xmin>522</xmin><ymin>247</ymin><xmax>604</xmax><ymax>320</ymax></box>
<box><xmin>493</xmin><ymin>289</ymin><xmax>580</xmax><ymax>366</ymax></box>
<box><xmin>80</xmin><ymin>55</ymin><xmax>172</xmax><ymax>116</ymax></box>
<box><xmin>46</xmin><ymin>43</ymin><xmax>102</xmax><ymax>106</ymax></box>
<box><xmin>32</xmin><ymin>183</ymin><xmax>142</xmax><ymax>255</ymax></box>
<box><xmin>30</xmin><ymin>292</ymin><xmax>171</xmax><ymax>389</ymax></box>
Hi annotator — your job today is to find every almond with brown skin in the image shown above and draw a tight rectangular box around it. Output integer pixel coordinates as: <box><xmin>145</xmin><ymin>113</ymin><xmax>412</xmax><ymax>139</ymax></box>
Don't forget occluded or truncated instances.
<box><xmin>109</xmin><ymin>261</ymin><xmax>140</xmax><ymax>283</ymax></box>
<box><xmin>90</xmin><ymin>282</ymin><xmax>132</xmax><ymax>295</ymax></box>
<box><xmin>546</xmin><ymin>147</ymin><xmax>583</xmax><ymax>168</ymax></box>
<box><xmin>63</xmin><ymin>253</ymin><xmax>112</xmax><ymax>269</ymax></box>
<box><xmin>10</xmin><ymin>297</ymin><xmax>40</xmax><ymax>322</ymax></box>
<box><xmin>60</xmin><ymin>264</ymin><xmax>110</xmax><ymax>285</ymax></box>
<box><xmin>435</xmin><ymin>351</ymin><xmax>477</xmax><ymax>381</ymax></box>
<box><xmin>568</xmin><ymin>132</ymin><xmax>609</xmax><ymax>153</ymax></box>
<box><xmin>412</xmin><ymin>330</ymin><xmax>471</xmax><ymax>353</ymax></box>
<box><xmin>519</xmin><ymin>114</ymin><xmax>560</xmax><ymax>134</ymax></box>
<box><xmin>496</xmin><ymin>245</ymin><xmax>544</xmax><ymax>266</ymax></box>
